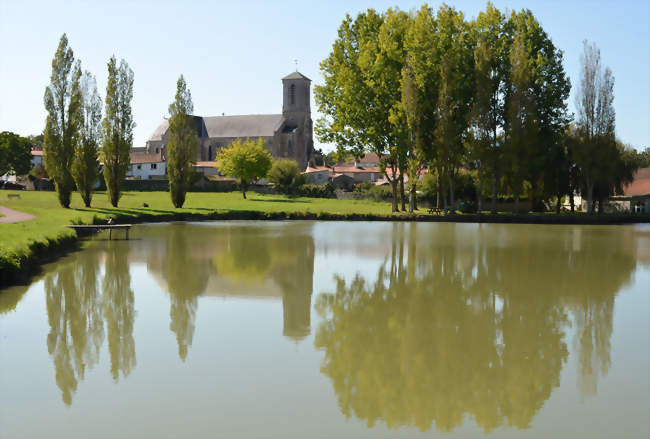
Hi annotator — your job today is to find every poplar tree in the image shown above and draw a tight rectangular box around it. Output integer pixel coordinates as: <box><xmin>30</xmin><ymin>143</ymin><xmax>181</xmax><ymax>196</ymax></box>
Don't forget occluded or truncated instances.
<box><xmin>166</xmin><ymin>75</ymin><xmax>197</xmax><ymax>208</ymax></box>
<box><xmin>43</xmin><ymin>34</ymin><xmax>82</xmax><ymax>208</ymax></box>
<box><xmin>573</xmin><ymin>41</ymin><xmax>616</xmax><ymax>214</ymax></box>
<box><xmin>504</xmin><ymin>32</ymin><xmax>539</xmax><ymax>213</ymax></box>
<box><xmin>102</xmin><ymin>56</ymin><xmax>135</xmax><ymax>207</ymax></box>
<box><xmin>469</xmin><ymin>3</ymin><xmax>508</xmax><ymax>213</ymax></box>
<box><xmin>72</xmin><ymin>71</ymin><xmax>101</xmax><ymax>207</ymax></box>
<box><xmin>433</xmin><ymin>5</ymin><xmax>474</xmax><ymax>213</ymax></box>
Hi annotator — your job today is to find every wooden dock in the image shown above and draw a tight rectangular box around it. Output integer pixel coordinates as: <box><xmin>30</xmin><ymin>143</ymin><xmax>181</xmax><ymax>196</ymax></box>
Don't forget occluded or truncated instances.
<box><xmin>66</xmin><ymin>224</ymin><xmax>133</xmax><ymax>240</ymax></box>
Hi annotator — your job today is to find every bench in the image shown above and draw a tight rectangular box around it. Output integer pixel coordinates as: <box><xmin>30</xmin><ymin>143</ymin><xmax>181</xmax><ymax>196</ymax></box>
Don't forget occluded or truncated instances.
<box><xmin>7</xmin><ymin>194</ymin><xmax>21</xmax><ymax>199</ymax></box>
<box><xmin>427</xmin><ymin>206</ymin><xmax>444</xmax><ymax>215</ymax></box>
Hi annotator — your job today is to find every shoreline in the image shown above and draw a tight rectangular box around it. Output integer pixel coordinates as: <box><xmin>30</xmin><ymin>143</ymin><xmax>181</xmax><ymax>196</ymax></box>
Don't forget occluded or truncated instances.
<box><xmin>1</xmin><ymin>209</ymin><xmax>649</xmax><ymax>289</ymax></box>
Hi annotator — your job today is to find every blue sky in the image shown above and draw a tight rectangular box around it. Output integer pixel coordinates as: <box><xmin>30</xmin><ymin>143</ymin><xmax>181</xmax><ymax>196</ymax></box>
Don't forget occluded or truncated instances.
<box><xmin>1</xmin><ymin>0</ymin><xmax>648</xmax><ymax>151</ymax></box>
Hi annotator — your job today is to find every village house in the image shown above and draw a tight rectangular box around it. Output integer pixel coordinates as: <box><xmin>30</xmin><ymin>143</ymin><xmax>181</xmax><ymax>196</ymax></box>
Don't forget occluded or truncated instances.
<box><xmin>607</xmin><ymin>168</ymin><xmax>650</xmax><ymax>213</ymax></box>
<box><xmin>127</xmin><ymin>151</ymin><xmax>166</xmax><ymax>179</ymax></box>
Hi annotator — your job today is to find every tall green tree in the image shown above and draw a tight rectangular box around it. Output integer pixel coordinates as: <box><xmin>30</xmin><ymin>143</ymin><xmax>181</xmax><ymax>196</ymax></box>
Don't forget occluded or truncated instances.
<box><xmin>573</xmin><ymin>41</ymin><xmax>616</xmax><ymax>214</ymax></box>
<box><xmin>166</xmin><ymin>75</ymin><xmax>197</xmax><ymax>208</ymax></box>
<box><xmin>43</xmin><ymin>34</ymin><xmax>82</xmax><ymax>208</ymax></box>
<box><xmin>433</xmin><ymin>5</ymin><xmax>474</xmax><ymax>212</ymax></box>
<box><xmin>0</xmin><ymin>132</ymin><xmax>32</xmax><ymax>177</ymax></box>
<box><xmin>504</xmin><ymin>31</ymin><xmax>539</xmax><ymax>213</ymax></box>
<box><xmin>315</xmin><ymin>9</ymin><xmax>407</xmax><ymax>212</ymax></box>
<box><xmin>469</xmin><ymin>3</ymin><xmax>508</xmax><ymax>213</ymax></box>
<box><xmin>72</xmin><ymin>71</ymin><xmax>101</xmax><ymax>207</ymax></box>
<box><xmin>216</xmin><ymin>138</ymin><xmax>272</xmax><ymax>199</ymax></box>
<box><xmin>507</xmin><ymin>9</ymin><xmax>571</xmax><ymax>211</ymax></box>
<box><xmin>102</xmin><ymin>56</ymin><xmax>134</xmax><ymax>208</ymax></box>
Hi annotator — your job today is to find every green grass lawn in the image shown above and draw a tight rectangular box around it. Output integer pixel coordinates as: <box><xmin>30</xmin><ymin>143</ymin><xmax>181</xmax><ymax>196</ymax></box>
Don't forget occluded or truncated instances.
<box><xmin>0</xmin><ymin>189</ymin><xmax>394</xmax><ymax>272</ymax></box>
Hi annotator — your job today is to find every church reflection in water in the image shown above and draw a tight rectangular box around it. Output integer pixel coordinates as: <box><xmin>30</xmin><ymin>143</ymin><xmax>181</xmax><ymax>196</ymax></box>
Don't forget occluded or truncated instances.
<box><xmin>8</xmin><ymin>220</ymin><xmax>643</xmax><ymax>428</ymax></box>
<box><xmin>314</xmin><ymin>223</ymin><xmax>641</xmax><ymax>433</ymax></box>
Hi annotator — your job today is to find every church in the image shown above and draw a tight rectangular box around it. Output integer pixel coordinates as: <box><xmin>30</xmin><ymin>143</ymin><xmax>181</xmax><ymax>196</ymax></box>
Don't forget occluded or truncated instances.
<box><xmin>139</xmin><ymin>71</ymin><xmax>314</xmax><ymax>172</ymax></box>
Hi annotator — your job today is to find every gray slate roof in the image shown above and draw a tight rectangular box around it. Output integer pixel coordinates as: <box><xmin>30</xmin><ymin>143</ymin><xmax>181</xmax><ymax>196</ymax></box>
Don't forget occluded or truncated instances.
<box><xmin>148</xmin><ymin>114</ymin><xmax>284</xmax><ymax>142</ymax></box>
<box><xmin>282</xmin><ymin>71</ymin><xmax>311</xmax><ymax>81</ymax></box>
<box><xmin>204</xmin><ymin>114</ymin><xmax>283</xmax><ymax>138</ymax></box>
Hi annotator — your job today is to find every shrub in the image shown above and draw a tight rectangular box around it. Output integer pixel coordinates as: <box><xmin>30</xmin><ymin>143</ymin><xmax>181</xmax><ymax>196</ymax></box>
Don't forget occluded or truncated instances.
<box><xmin>296</xmin><ymin>183</ymin><xmax>335</xmax><ymax>198</ymax></box>
<box><xmin>268</xmin><ymin>159</ymin><xmax>305</xmax><ymax>194</ymax></box>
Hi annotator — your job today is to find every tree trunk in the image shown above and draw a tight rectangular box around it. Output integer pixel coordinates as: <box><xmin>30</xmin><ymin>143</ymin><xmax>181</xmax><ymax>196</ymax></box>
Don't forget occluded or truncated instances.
<box><xmin>570</xmin><ymin>191</ymin><xmax>575</xmax><ymax>212</ymax></box>
<box><xmin>586</xmin><ymin>180</ymin><xmax>594</xmax><ymax>214</ymax></box>
<box><xmin>555</xmin><ymin>193</ymin><xmax>561</xmax><ymax>214</ymax></box>
<box><xmin>399</xmin><ymin>174</ymin><xmax>406</xmax><ymax>212</ymax></box>
<box><xmin>409</xmin><ymin>184</ymin><xmax>416</xmax><ymax>213</ymax></box>
<box><xmin>490</xmin><ymin>173</ymin><xmax>497</xmax><ymax>214</ymax></box>
<box><xmin>477</xmin><ymin>170</ymin><xmax>483</xmax><ymax>213</ymax></box>
<box><xmin>436</xmin><ymin>173</ymin><xmax>441</xmax><ymax>209</ymax></box>
<box><xmin>390</xmin><ymin>180</ymin><xmax>398</xmax><ymax>213</ymax></box>
<box><xmin>448</xmin><ymin>174</ymin><xmax>455</xmax><ymax>214</ymax></box>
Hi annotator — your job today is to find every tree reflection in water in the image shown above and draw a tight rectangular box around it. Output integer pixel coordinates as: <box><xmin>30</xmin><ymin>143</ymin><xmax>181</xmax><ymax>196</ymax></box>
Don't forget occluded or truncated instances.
<box><xmin>43</xmin><ymin>241</ymin><xmax>136</xmax><ymax>404</ymax></box>
<box><xmin>44</xmin><ymin>247</ymin><xmax>105</xmax><ymax>405</ymax></box>
<box><xmin>102</xmin><ymin>241</ymin><xmax>136</xmax><ymax>381</ymax></box>
<box><xmin>314</xmin><ymin>223</ymin><xmax>638</xmax><ymax>433</ymax></box>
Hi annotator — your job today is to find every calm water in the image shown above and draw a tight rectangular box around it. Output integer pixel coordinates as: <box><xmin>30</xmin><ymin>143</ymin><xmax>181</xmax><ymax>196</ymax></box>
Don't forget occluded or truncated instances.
<box><xmin>1</xmin><ymin>221</ymin><xmax>649</xmax><ymax>438</ymax></box>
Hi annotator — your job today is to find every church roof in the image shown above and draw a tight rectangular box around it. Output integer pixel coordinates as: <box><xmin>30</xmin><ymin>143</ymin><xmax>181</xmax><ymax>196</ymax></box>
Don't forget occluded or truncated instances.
<box><xmin>282</xmin><ymin>71</ymin><xmax>311</xmax><ymax>81</ymax></box>
<box><xmin>203</xmin><ymin>114</ymin><xmax>283</xmax><ymax>138</ymax></box>
<box><xmin>147</xmin><ymin>114</ymin><xmax>284</xmax><ymax>142</ymax></box>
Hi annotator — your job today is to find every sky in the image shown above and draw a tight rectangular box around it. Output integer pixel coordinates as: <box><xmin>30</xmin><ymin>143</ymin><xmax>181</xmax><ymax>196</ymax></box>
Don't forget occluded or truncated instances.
<box><xmin>1</xmin><ymin>0</ymin><xmax>648</xmax><ymax>152</ymax></box>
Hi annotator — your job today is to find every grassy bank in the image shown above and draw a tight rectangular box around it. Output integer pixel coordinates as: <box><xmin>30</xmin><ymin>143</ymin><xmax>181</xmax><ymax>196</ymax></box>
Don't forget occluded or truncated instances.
<box><xmin>0</xmin><ymin>190</ymin><xmax>394</xmax><ymax>284</ymax></box>
<box><xmin>1</xmin><ymin>189</ymin><xmax>649</xmax><ymax>286</ymax></box>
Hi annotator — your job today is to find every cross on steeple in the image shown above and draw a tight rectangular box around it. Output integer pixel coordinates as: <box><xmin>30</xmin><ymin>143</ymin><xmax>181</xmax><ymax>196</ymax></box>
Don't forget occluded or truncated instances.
<box><xmin>294</xmin><ymin>59</ymin><xmax>298</xmax><ymax>71</ymax></box>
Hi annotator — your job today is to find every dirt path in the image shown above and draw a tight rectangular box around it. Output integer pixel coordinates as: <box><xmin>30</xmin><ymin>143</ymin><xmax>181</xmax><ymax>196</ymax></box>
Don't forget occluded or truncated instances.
<box><xmin>0</xmin><ymin>206</ymin><xmax>36</xmax><ymax>223</ymax></box>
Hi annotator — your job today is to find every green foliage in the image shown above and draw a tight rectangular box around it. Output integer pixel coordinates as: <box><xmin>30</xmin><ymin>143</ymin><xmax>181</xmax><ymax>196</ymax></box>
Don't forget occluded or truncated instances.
<box><xmin>268</xmin><ymin>159</ymin><xmax>305</xmax><ymax>194</ymax></box>
<box><xmin>0</xmin><ymin>131</ymin><xmax>32</xmax><ymax>177</ymax></box>
<box><xmin>216</xmin><ymin>138</ymin><xmax>272</xmax><ymax>199</ymax></box>
<box><xmin>72</xmin><ymin>71</ymin><xmax>101</xmax><ymax>207</ymax></box>
<box><xmin>314</xmin><ymin>8</ymin><xmax>409</xmax><ymax>211</ymax></box>
<box><xmin>353</xmin><ymin>181</ymin><xmax>393</xmax><ymax>202</ymax></box>
<box><xmin>316</xmin><ymin>3</ymin><xmax>573</xmax><ymax>213</ymax></box>
<box><xmin>296</xmin><ymin>183</ymin><xmax>336</xmax><ymax>198</ymax></box>
<box><xmin>43</xmin><ymin>34</ymin><xmax>81</xmax><ymax>208</ymax></box>
<box><xmin>167</xmin><ymin>75</ymin><xmax>197</xmax><ymax>208</ymax></box>
<box><xmin>102</xmin><ymin>56</ymin><xmax>134</xmax><ymax>208</ymax></box>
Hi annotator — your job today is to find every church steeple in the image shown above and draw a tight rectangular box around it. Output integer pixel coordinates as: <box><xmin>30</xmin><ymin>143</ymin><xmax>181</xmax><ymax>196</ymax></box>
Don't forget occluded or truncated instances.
<box><xmin>282</xmin><ymin>71</ymin><xmax>311</xmax><ymax>118</ymax></box>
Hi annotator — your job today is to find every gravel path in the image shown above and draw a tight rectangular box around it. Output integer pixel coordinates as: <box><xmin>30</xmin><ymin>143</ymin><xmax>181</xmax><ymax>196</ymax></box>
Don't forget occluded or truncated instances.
<box><xmin>0</xmin><ymin>206</ymin><xmax>36</xmax><ymax>223</ymax></box>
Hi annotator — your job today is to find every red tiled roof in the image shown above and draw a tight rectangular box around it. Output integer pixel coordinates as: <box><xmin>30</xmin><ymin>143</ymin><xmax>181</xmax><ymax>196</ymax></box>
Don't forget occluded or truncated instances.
<box><xmin>130</xmin><ymin>152</ymin><xmax>163</xmax><ymax>164</ymax></box>
<box><xmin>623</xmin><ymin>168</ymin><xmax>650</xmax><ymax>197</ymax></box>
<box><xmin>332</xmin><ymin>165</ymin><xmax>382</xmax><ymax>174</ymax></box>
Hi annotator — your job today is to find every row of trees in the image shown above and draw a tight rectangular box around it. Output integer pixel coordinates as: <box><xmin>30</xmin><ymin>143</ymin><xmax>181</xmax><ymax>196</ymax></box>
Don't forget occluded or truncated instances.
<box><xmin>43</xmin><ymin>34</ymin><xmax>134</xmax><ymax>208</ymax></box>
<box><xmin>315</xmin><ymin>3</ymin><xmax>638</xmax><ymax>214</ymax></box>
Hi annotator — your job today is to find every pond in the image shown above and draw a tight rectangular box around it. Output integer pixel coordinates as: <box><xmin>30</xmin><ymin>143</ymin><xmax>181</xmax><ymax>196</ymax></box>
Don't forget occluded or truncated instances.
<box><xmin>1</xmin><ymin>221</ymin><xmax>649</xmax><ymax>438</ymax></box>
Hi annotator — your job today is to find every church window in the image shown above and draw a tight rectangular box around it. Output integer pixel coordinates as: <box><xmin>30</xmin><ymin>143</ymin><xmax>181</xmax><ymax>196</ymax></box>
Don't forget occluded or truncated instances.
<box><xmin>208</xmin><ymin>145</ymin><xmax>212</xmax><ymax>160</ymax></box>
<box><xmin>290</xmin><ymin>84</ymin><xmax>296</xmax><ymax>105</ymax></box>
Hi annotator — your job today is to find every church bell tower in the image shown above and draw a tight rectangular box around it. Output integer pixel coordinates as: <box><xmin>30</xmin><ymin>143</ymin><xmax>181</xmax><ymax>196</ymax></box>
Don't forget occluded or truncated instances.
<box><xmin>282</xmin><ymin>71</ymin><xmax>311</xmax><ymax>124</ymax></box>
<box><xmin>281</xmin><ymin>71</ymin><xmax>314</xmax><ymax>168</ymax></box>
